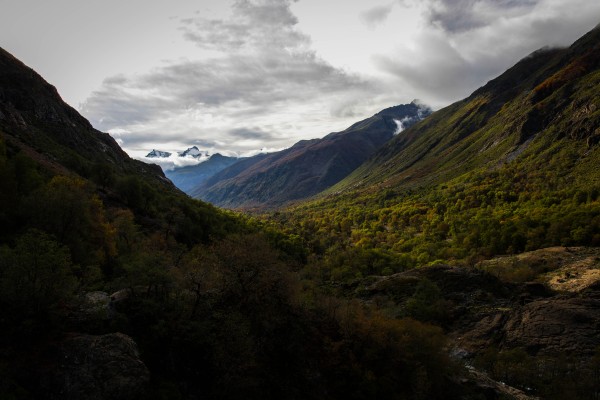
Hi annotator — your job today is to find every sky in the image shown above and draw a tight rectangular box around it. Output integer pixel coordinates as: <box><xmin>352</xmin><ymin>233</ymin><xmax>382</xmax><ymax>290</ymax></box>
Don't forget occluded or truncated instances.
<box><xmin>1</xmin><ymin>0</ymin><xmax>599</xmax><ymax>166</ymax></box>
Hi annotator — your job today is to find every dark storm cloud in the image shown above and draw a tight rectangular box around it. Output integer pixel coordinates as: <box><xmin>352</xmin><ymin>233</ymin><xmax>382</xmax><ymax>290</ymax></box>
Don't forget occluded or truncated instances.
<box><xmin>424</xmin><ymin>0</ymin><xmax>539</xmax><ymax>33</ymax></box>
<box><xmin>83</xmin><ymin>50</ymin><xmax>368</xmax><ymax>129</ymax></box>
<box><xmin>180</xmin><ymin>19</ymin><xmax>250</xmax><ymax>50</ymax></box>
<box><xmin>180</xmin><ymin>0</ymin><xmax>307</xmax><ymax>51</ymax></box>
<box><xmin>85</xmin><ymin>84</ymin><xmax>171</xmax><ymax>127</ymax></box>
<box><xmin>190</xmin><ymin>138</ymin><xmax>223</xmax><ymax>148</ymax></box>
<box><xmin>111</xmin><ymin>130</ymin><xmax>220</xmax><ymax>149</ymax></box>
<box><xmin>360</xmin><ymin>4</ymin><xmax>394</xmax><ymax>29</ymax></box>
<box><xmin>373</xmin><ymin>31</ymin><xmax>491</xmax><ymax>103</ymax></box>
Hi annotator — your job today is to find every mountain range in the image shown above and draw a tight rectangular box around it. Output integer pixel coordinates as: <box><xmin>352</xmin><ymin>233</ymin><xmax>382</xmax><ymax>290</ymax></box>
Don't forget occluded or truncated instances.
<box><xmin>189</xmin><ymin>101</ymin><xmax>431</xmax><ymax>209</ymax></box>
<box><xmin>146</xmin><ymin>149</ymin><xmax>172</xmax><ymax>158</ymax></box>
<box><xmin>164</xmin><ymin>153</ymin><xmax>240</xmax><ymax>194</ymax></box>
<box><xmin>147</xmin><ymin>146</ymin><xmax>211</xmax><ymax>159</ymax></box>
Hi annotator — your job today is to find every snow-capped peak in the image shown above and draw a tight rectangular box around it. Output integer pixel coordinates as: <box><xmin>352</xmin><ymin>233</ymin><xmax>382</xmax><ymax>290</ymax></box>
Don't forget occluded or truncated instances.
<box><xmin>146</xmin><ymin>149</ymin><xmax>172</xmax><ymax>158</ymax></box>
<box><xmin>178</xmin><ymin>146</ymin><xmax>209</xmax><ymax>158</ymax></box>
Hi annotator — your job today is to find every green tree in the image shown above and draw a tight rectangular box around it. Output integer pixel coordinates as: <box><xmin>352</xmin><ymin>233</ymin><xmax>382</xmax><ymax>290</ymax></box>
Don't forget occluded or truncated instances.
<box><xmin>403</xmin><ymin>279</ymin><xmax>451</xmax><ymax>324</ymax></box>
<box><xmin>0</xmin><ymin>229</ymin><xmax>76</xmax><ymax>317</ymax></box>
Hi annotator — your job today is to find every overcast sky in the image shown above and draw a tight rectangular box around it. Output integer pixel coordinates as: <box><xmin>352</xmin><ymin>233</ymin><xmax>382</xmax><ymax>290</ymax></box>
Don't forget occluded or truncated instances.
<box><xmin>1</xmin><ymin>0</ymin><xmax>599</xmax><ymax>161</ymax></box>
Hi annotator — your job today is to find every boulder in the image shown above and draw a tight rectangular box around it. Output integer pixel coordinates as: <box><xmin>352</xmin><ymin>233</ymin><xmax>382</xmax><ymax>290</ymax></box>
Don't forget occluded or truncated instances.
<box><xmin>41</xmin><ymin>332</ymin><xmax>149</xmax><ymax>400</ymax></box>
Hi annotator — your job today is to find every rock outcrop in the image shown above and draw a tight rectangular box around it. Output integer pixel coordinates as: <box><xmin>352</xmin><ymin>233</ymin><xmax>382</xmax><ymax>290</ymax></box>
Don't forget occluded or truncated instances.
<box><xmin>40</xmin><ymin>333</ymin><xmax>149</xmax><ymax>400</ymax></box>
<box><xmin>503</xmin><ymin>296</ymin><xmax>600</xmax><ymax>356</ymax></box>
<box><xmin>364</xmin><ymin>259</ymin><xmax>600</xmax><ymax>362</ymax></box>
<box><xmin>457</xmin><ymin>294</ymin><xmax>600</xmax><ymax>360</ymax></box>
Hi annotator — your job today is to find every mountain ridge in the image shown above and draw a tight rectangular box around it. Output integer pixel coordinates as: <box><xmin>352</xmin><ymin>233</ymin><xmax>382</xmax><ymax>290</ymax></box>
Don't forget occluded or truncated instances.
<box><xmin>192</xmin><ymin>101</ymin><xmax>431</xmax><ymax>209</ymax></box>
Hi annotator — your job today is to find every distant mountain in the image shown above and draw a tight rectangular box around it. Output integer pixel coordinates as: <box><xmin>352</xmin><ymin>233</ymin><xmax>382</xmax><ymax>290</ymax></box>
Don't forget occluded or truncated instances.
<box><xmin>146</xmin><ymin>149</ymin><xmax>172</xmax><ymax>158</ymax></box>
<box><xmin>179</xmin><ymin>145</ymin><xmax>208</xmax><ymax>158</ymax></box>
<box><xmin>165</xmin><ymin>153</ymin><xmax>240</xmax><ymax>193</ymax></box>
<box><xmin>192</xmin><ymin>101</ymin><xmax>431</xmax><ymax>209</ymax></box>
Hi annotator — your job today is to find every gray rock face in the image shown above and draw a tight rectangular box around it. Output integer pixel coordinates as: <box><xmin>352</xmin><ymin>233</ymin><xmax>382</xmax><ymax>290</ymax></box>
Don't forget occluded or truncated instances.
<box><xmin>459</xmin><ymin>295</ymin><xmax>600</xmax><ymax>359</ymax></box>
<box><xmin>502</xmin><ymin>297</ymin><xmax>600</xmax><ymax>357</ymax></box>
<box><xmin>43</xmin><ymin>333</ymin><xmax>149</xmax><ymax>400</ymax></box>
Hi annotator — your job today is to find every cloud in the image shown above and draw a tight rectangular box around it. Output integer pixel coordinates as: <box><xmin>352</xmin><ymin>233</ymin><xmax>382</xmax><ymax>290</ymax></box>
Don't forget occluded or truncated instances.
<box><xmin>228</xmin><ymin>127</ymin><xmax>275</xmax><ymax>140</ymax></box>
<box><xmin>79</xmin><ymin>0</ymin><xmax>600</xmax><ymax>159</ymax></box>
<box><xmin>424</xmin><ymin>0</ymin><xmax>539</xmax><ymax>33</ymax></box>
<box><xmin>374</xmin><ymin>30</ymin><xmax>487</xmax><ymax>104</ymax></box>
<box><xmin>373</xmin><ymin>0</ymin><xmax>600</xmax><ymax>107</ymax></box>
<box><xmin>360</xmin><ymin>4</ymin><xmax>394</xmax><ymax>29</ymax></box>
<box><xmin>82</xmin><ymin>0</ymin><xmax>384</xmax><ymax>156</ymax></box>
<box><xmin>180</xmin><ymin>0</ymin><xmax>306</xmax><ymax>51</ymax></box>
<box><xmin>141</xmin><ymin>153</ymin><xmax>211</xmax><ymax>172</ymax></box>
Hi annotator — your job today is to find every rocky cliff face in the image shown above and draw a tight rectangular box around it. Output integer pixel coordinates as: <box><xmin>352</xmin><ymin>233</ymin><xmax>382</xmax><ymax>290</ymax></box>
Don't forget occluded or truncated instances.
<box><xmin>455</xmin><ymin>247</ymin><xmax>600</xmax><ymax>359</ymax></box>
<box><xmin>503</xmin><ymin>296</ymin><xmax>600</xmax><ymax>356</ymax></box>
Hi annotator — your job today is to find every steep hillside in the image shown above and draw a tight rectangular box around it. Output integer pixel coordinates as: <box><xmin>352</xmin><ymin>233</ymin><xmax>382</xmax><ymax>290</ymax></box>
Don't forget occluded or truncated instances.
<box><xmin>0</xmin><ymin>48</ymin><xmax>168</xmax><ymax>186</ymax></box>
<box><xmin>164</xmin><ymin>153</ymin><xmax>239</xmax><ymax>193</ymax></box>
<box><xmin>192</xmin><ymin>101</ymin><xmax>431</xmax><ymax>209</ymax></box>
<box><xmin>330</xmin><ymin>26</ymin><xmax>600</xmax><ymax>194</ymax></box>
